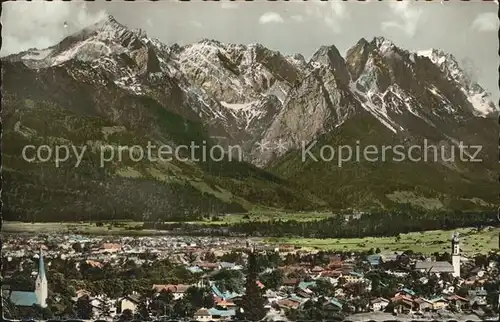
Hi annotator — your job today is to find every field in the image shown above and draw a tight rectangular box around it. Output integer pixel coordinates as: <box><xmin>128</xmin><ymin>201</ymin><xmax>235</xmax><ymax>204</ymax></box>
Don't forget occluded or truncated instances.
<box><xmin>2</xmin><ymin>211</ymin><xmax>332</xmax><ymax>233</ymax></box>
<box><xmin>1</xmin><ymin>221</ymin><xmax>159</xmax><ymax>236</ymax></box>
<box><xmin>265</xmin><ymin>227</ymin><xmax>500</xmax><ymax>255</ymax></box>
<box><xmin>170</xmin><ymin>210</ymin><xmax>334</xmax><ymax>225</ymax></box>
<box><xmin>3</xmin><ymin>219</ymin><xmax>499</xmax><ymax>255</ymax></box>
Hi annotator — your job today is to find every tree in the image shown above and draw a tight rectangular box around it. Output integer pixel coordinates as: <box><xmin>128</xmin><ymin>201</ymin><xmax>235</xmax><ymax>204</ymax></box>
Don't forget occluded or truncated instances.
<box><xmin>3</xmin><ymin>298</ymin><xmax>18</xmax><ymax>319</ymax></box>
<box><xmin>172</xmin><ymin>298</ymin><xmax>192</xmax><ymax>318</ymax></box>
<box><xmin>137</xmin><ymin>301</ymin><xmax>150</xmax><ymax>320</ymax></box>
<box><xmin>119</xmin><ymin>308</ymin><xmax>134</xmax><ymax>322</ymax></box>
<box><xmin>311</xmin><ymin>279</ymin><xmax>335</xmax><ymax>297</ymax></box>
<box><xmin>344</xmin><ymin>282</ymin><xmax>368</xmax><ymax>298</ymax></box>
<box><xmin>220</xmin><ymin>251</ymin><xmax>245</xmax><ymax>266</ymax></box>
<box><xmin>212</xmin><ymin>269</ymin><xmax>244</xmax><ymax>293</ymax></box>
<box><xmin>259</xmin><ymin>269</ymin><xmax>283</xmax><ymax>290</ymax></box>
<box><xmin>342</xmin><ymin>303</ymin><xmax>352</xmax><ymax>314</ymax></box>
<box><xmin>62</xmin><ymin>301</ymin><xmax>77</xmax><ymax>319</ymax></box>
<box><xmin>236</xmin><ymin>251</ymin><xmax>267</xmax><ymax>321</ymax></box>
<box><xmin>31</xmin><ymin>304</ymin><xmax>45</xmax><ymax>319</ymax></box>
<box><xmin>72</xmin><ymin>242</ymin><xmax>83</xmax><ymax>253</ymax></box>
<box><xmin>384</xmin><ymin>302</ymin><xmax>395</xmax><ymax>313</ymax></box>
<box><xmin>203</xmin><ymin>252</ymin><xmax>217</xmax><ymax>262</ymax></box>
<box><xmin>456</xmin><ymin>286</ymin><xmax>469</xmax><ymax>298</ymax></box>
<box><xmin>474</xmin><ymin>254</ymin><xmax>489</xmax><ymax>268</ymax></box>
<box><xmin>184</xmin><ymin>286</ymin><xmax>214</xmax><ymax>310</ymax></box>
<box><xmin>76</xmin><ymin>295</ymin><xmax>93</xmax><ymax>319</ymax></box>
<box><xmin>100</xmin><ymin>301</ymin><xmax>112</xmax><ymax>319</ymax></box>
<box><xmin>187</xmin><ymin>252</ymin><xmax>198</xmax><ymax>264</ymax></box>
<box><xmin>105</xmin><ymin>279</ymin><xmax>125</xmax><ymax>299</ymax></box>
<box><xmin>41</xmin><ymin>306</ymin><xmax>54</xmax><ymax>319</ymax></box>
<box><xmin>448</xmin><ymin>302</ymin><xmax>458</xmax><ymax>313</ymax></box>
<box><xmin>150</xmin><ymin>290</ymin><xmax>173</xmax><ymax>316</ymax></box>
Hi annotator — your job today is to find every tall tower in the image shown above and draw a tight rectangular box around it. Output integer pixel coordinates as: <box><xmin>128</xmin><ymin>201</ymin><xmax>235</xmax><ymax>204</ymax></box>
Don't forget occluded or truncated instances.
<box><xmin>35</xmin><ymin>247</ymin><xmax>48</xmax><ymax>308</ymax></box>
<box><xmin>497</xmin><ymin>285</ymin><xmax>500</xmax><ymax>312</ymax></box>
<box><xmin>451</xmin><ymin>232</ymin><xmax>460</xmax><ymax>278</ymax></box>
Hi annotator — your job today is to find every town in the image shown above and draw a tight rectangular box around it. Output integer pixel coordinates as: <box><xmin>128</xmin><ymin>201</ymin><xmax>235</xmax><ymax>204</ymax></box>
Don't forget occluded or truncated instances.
<box><xmin>2</xmin><ymin>232</ymin><xmax>499</xmax><ymax>321</ymax></box>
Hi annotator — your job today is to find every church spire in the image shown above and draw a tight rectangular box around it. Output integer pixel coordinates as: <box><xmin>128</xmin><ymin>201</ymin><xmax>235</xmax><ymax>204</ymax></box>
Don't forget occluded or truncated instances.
<box><xmin>451</xmin><ymin>232</ymin><xmax>461</xmax><ymax>278</ymax></box>
<box><xmin>38</xmin><ymin>246</ymin><xmax>46</xmax><ymax>279</ymax></box>
<box><xmin>35</xmin><ymin>246</ymin><xmax>48</xmax><ymax>308</ymax></box>
<box><xmin>451</xmin><ymin>231</ymin><xmax>460</xmax><ymax>255</ymax></box>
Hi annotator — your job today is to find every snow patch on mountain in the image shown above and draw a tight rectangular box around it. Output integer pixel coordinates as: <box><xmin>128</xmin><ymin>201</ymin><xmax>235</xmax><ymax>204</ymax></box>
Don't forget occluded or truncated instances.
<box><xmin>265</xmin><ymin>82</ymin><xmax>288</xmax><ymax>104</ymax></box>
<box><xmin>221</xmin><ymin>101</ymin><xmax>265</xmax><ymax>129</ymax></box>
<box><xmin>349</xmin><ymin>81</ymin><xmax>400</xmax><ymax>134</ymax></box>
<box><xmin>22</xmin><ymin>49</ymin><xmax>53</xmax><ymax>61</ymax></box>
<box><xmin>417</xmin><ymin>48</ymin><xmax>497</xmax><ymax>117</ymax></box>
<box><xmin>92</xmin><ymin>15</ymin><xmax>147</xmax><ymax>42</ymax></box>
<box><xmin>386</xmin><ymin>86</ymin><xmax>420</xmax><ymax>118</ymax></box>
<box><xmin>374</xmin><ymin>37</ymin><xmax>396</xmax><ymax>56</ymax></box>
<box><xmin>114</xmin><ymin>75</ymin><xmax>145</xmax><ymax>95</ymax></box>
<box><xmin>465</xmin><ymin>91</ymin><xmax>496</xmax><ymax>116</ymax></box>
<box><xmin>6</xmin><ymin>16</ymin><xmax>497</xmax><ymax>170</ymax></box>
<box><xmin>51</xmin><ymin>39</ymin><xmax>113</xmax><ymax>66</ymax></box>
<box><xmin>426</xmin><ymin>86</ymin><xmax>456</xmax><ymax>114</ymax></box>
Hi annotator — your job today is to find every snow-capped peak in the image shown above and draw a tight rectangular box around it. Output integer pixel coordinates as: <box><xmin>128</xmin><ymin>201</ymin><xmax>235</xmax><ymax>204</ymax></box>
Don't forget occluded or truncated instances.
<box><xmin>94</xmin><ymin>14</ymin><xmax>121</xmax><ymax>27</ymax></box>
<box><xmin>35</xmin><ymin>14</ymin><xmax>155</xmax><ymax>69</ymax></box>
<box><xmin>83</xmin><ymin>14</ymin><xmax>147</xmax><ymax>45</ymax></box>
<box><xmin>417</xmin><ymin>48</ymin><xmax>497</xmax><ymax>117</ymax></box>
<box><xmin>371</xmin><ymin>36</ymin><xmax>397</xmax><ymax>55</ymax></box>
<box><xmin>416</xmin><ymin>48</ymin><xmax>453</xmax><ymax>67</ymax></box>
<box><xmin>372</xmin><ymin>36</ymin><xmax>395</xmax><ymax>48</ymax></box>
<box><xmin>198</xmin><ymin>38</ymin><xmax>224</xmax><ymax>47</ymax></box>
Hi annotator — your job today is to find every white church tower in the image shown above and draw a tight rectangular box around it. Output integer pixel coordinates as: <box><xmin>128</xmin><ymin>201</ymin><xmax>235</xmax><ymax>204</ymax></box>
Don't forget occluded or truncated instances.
<box><xmin>35</xmin><ymin>247</ymin><xmax>48</xmax><ymax>308</ymax></box>
<box><xmin>451</xmin><ymin>232</ymin><xmax>461</xmax><ymax>278</ymax></box>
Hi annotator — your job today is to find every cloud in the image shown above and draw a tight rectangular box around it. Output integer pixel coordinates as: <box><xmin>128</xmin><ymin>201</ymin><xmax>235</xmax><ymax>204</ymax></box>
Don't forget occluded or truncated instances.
<box><xmin>471</xmin><ymin>12</ymin><xmax>498</xmax><ymax>32</ymax></box>
<box><xmin>291</xmin><ymin>15</ymin><xmax>304</xmax><ymax>23</ymax></box>
<box><xmin>220</xmin><ymin>2</ymin><xmax>239</xmax><ymax>10</ymax></box>
<box><xmin>305</xmin><ymin>2</ymin><xmax>349</xmax><ymax>32</ymax></box>
<box><xmin>259</xmin><ymin>12</ymin><xmax>284</xmax><ymax>25</ymax></box>
<box><xmin>1</xmin><ymin>1</ymin><xmax>107</xmax><ymax>56</ymax></box>
<box><xmin>190</xmin><ymin>20</ymin><xmax>203</xmax><ymax>28</ymax></box>
<box><xmin>381</xmin><ymin>1</ymin><xmax>422</xmax><ymax>37</ymax></box>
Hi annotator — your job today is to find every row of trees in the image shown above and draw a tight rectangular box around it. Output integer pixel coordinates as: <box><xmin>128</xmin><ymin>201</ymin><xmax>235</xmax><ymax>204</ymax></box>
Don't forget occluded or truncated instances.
<box><xmin>151</xmin><ymin>209</ymin><xmax>498</xmax><ymax>239</ymax></box>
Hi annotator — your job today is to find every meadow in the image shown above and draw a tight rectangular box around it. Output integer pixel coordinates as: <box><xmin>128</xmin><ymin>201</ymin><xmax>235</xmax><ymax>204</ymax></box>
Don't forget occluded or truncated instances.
<box><xmin>4</xmin><ymin>217</ymin><xmax>499</xmax><ymax>255</ymax></box>
<box><xmin>265</xmin><ymin>227</ymin><xmax>500</xmax><ymax>255</ymax></box>
<box><xmin>1</xmin><ymin>211</ymin><xmax>331</xmax><ymax>234</ymax></box>
<box><xmin>2</xmin><ymin>220</ymin><xmax>156</xmax><ymax>236</ymax></box>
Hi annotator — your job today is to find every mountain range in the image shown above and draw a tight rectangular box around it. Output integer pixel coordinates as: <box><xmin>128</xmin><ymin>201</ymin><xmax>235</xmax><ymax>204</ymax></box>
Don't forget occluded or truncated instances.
<box><xmin>2</xmin><ymin>15</ymin><xmax>498</xmax><ymax>222</ymax></box>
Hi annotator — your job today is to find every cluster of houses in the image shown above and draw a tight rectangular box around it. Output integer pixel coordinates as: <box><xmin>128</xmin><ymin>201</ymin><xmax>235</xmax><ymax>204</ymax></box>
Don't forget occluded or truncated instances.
<box><xmin>65</xmin><ymin>256</ymin><xmax>496</xmax><ymax>321</ymax></box>
<box><xmin>2</xmin><ymin>232</ymin><xmax>500</xmax><ymax>321</ymax></box>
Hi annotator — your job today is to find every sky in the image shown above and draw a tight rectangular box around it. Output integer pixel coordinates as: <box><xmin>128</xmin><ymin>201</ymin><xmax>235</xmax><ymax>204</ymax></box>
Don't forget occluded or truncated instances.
<box><xmin>2</xmin><ymin>0</ymin><xmax>498</xmax><ymax>99</ymax></box>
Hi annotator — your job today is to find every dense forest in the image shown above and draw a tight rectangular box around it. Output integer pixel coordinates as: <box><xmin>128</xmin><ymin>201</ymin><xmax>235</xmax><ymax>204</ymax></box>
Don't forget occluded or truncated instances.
<box><xmin>145</xmin><ymin>209</ymin><xmax>499</xmax><ymax>239</ymax></box>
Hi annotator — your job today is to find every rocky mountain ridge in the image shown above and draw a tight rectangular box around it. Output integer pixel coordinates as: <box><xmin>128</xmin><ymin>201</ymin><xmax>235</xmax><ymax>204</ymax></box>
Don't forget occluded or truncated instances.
<box><xmin>2</xmin><ymin>15</ymin><xmax>498</xmax><ymax>219</ymax></box>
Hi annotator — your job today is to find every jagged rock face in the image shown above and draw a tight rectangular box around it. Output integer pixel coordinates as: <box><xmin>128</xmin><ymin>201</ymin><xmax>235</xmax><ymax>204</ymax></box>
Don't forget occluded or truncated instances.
<box><xmin>346</xmin><ymin>38</ymin><xmax>371</xmax><ymax>81</ymax></box>
<box><xmin>255</xmin><ymin>63</ymin><xmax>360</xmax><ymax>166</ymax></box>
<box><xmin>253</xmin><ymin>43</ymin><xmax>303</xmax><ymax>86</ymax></box>
<box><xmin>132</xmin><ymin>45</ymin><xmax>162</xmax><ymax>75</ymax></box>
<box><xmin>310</xmin><ymin>45</ymin><xmax>351</xmax><ymax>86</ymax></box>
<box><xmin>3</xmin><ymin>16</ymin><xmax>499</xmax><ymax>213</ymax></box>
<box><xmin>7</xmin><ymin>18</ymin><xmax>497</xmax><ymax>165</ymax></box>
<box><xmin>417</xmin><ymin>49</ymin><xmax>497</xmax><ymax>117</ymax></box>
<box><xmin>172</xmin><ymin>40</ymin><xmax>305</xmax><ymax>105</ymax></box>
<box><xmin>341</xmin><ymin>37</ymin><xmax>496</xmax><ymax>141</ymax></box>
